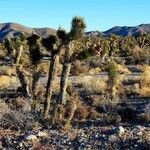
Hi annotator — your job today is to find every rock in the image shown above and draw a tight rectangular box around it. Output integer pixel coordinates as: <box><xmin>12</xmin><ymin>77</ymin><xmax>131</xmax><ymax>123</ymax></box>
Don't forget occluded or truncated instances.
<box><xmin>108</xmin><ymin>135</ymin><xmax>118</xmax><ymax>142</ymax></box>
<box><xmin>137</xmin><ymin>131</ymin><xmax>143</xmax><ymax>136</ymax></box>
<box><xmin>118</xmin><ymin>126</ymin><xmax>125</xmax><ymax>137</ymax></box>
<box><xmin>26</xmin><ymin>135</ymin><xmax>37</xmax><ymax>141</ymax></box>
<box><xmin>37</xmin><ymin>131</ymin><xmax>48</xmax><ymax>137</ymax></box>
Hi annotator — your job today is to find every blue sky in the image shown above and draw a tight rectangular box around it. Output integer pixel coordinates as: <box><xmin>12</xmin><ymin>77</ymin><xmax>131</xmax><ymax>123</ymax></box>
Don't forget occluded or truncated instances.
<box><xmin>0</xmin><ymin>0</ymin><xmax>149</xmax><ymax>31</ymax></box>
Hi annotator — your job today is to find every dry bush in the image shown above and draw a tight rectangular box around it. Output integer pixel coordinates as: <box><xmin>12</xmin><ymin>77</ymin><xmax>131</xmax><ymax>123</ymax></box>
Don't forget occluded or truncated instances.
<box><xmin>74</xmin><ymin>100</ymin><xmax>89</xmax><ymax>120</ymax></box>
<box><xmin>13</xmin><ymin>97</ymin><xmax>31</xmax><ymax>112</ymax></box>
<box><xmin>0</xmin><ymin>75</ymin><xmax>12</xmax><ymax>89</ymax></box>
<box><xmin>0</xmin><ymin>110</ymin><xmax>35</xmax><ymax>131</ymax></box>
<box><xmin>98</xmin><ymin>113</ymin><xmax>121</xmax><ymax>124</ymax></box>
<box><xmin>129</xmin><ymin>45</ymin><xmax>150</xmax><ymax>63</ymax></box>
<box><xmin>38</xmin><ymin>62</ymin><xmax>49</xmax><ymax>75</ymax></box>
<box><xmin>137</xmin><ymin>66</ymin><xmax>150</xmax><ymax>96</ymax></box>
<box><xmin>36</xmin><ymin>84</ymin><xmax>45</xmax><ymax>103</ymax></box>
<box><xmin>78</xmin><ymin>76</ymin><xmax>107</xmax><ymax>94</ymax></box>
<box><xmin>138</xmin><ymin>103</ymin><xmax>150</xmax><ymax>123</ymax></box>
<box><xmin>0</xmin><ymin>101</ymin><xmax>10</xmax><ymax>119</ymax></box>
<box><xmin>71</xmin><ymin>60</ymin><xmax>89</xmax><ymax>75</ymax></box>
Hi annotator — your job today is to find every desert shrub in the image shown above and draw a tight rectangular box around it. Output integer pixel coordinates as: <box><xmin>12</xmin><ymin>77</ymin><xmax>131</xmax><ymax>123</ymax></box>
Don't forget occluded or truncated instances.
<box><xmin>0</xmin><ymin>101</ymin><xmax>10</xmax><ymax>119</ymax></box>
<box><xmin>0</xmin><ymin>49</ymin><xmax>6</xmax><ymax>59</ymax></box>
<box><xmin>71</xmin><ymin>61</ymin><xmax>89</xmax><ymax>75</ymax></box>
<box><xmin>13</xmin><ymin>97</ymin><xmax>31</xmax><ymax>112</ymax></box>
<box><xmin>137</xmin><ymin>66</ymin><xmax>150</xmax><ymax>96</ymax></box>
<box><xmin>99</xmin><ymin>113</ymin><xmax>121</xmax><ymax>124</ymax></box>
<box><xmin>0</xmin><ymin>110</ymin><xmax>35</xmax><ymax>131</ymax></box>
<box><xmin>107</xmin><ymin>60</ymin><xmax>125</xmax><ymax>99</ymax></box>
<box><xmin>38</xmin><ymin>62</ymin><xmax>49</xmax><ymax>75</ymax></box>
<box><xmin>74</xmin><ymin>101</ymin><xmax>89</xmax><ymax>120</ymax></box>
<box><xmin>138</xmin><ymin>103</ymin><xmax>150</xmax><ymax>123</ymax></box>
<box><xmin>78</xmin><ymin>76</ymin><xmax>107</xmax><ymax>94</ymax></box>
<box><xmin>129</xmin><ymin>45</ymin><xmax>150</xmax><ymax>64</ymax></box>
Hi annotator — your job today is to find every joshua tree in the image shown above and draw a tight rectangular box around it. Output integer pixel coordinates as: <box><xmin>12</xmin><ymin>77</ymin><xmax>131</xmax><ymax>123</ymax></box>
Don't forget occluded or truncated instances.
<box><xmin>27</xmin><ymin>34</ymin><xmax>42</xmax><ymax>107</ymax></box>
<box><xmin>59</xmin><ymin>17</ymin><xmax>86</xmax><ymax>107</ymax></box>
<box><xmin>41</xmin><ymin>29</ymin><xmax>66</xmax><ymax>117</ymax></box>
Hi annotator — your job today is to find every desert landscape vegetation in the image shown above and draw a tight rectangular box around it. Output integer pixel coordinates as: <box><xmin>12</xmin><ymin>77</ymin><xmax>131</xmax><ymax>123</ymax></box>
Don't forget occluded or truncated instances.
<box><xmin>0</xmin><ymin>16</ymin><xmax>149</xmax><ymax>149</ymax></box>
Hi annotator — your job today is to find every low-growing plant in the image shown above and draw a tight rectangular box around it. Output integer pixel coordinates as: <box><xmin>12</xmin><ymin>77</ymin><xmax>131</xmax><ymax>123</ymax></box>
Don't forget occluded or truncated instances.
<box><xmin>78</xmin><ymin>76</ymin><xmax>107</xmax><ymax>94</ymax></box>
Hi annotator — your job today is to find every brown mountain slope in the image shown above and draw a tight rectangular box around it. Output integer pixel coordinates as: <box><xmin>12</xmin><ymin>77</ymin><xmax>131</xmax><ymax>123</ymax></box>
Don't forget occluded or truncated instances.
<box><xmin>0</xmin><ymin>22</ymin><xmax>56</xmax><ymax>40</ymax></box>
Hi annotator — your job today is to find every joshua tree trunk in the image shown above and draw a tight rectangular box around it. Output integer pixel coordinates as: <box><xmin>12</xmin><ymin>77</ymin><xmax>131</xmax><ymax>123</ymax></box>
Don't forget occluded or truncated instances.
<box><xmin>60</xmin><ymin>46</ymin><xmax>73</xmax><ymax>105</ymax></box>
<box><xmin>16</xmin><ymin>65</ymin><xmax>30</xmax><ymax>97</ymax></box>
<box><xmin>14</xmin><ymin>45</ymin><xmax>23</xmax><ymax>65</ymax></box>
<box><xmin>43</xmin><ymin>54</ymin><xmax>59</xmax><ymax>117</ymax></box>
<box><xmin>31</xmin><ymin>67</ymin><xmax>40</xmax><ymax>109</ymax></box>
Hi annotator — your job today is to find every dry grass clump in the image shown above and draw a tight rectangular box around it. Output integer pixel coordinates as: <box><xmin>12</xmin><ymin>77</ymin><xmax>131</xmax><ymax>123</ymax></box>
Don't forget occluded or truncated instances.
<box><xmin>0</xmin><ymin>75</ymin><xmax>12</xmax><ymax>89</ymax></box>
<box><xmin>138</xmin><ymin>65</ymin><xmax>150</xmax><ymax>96</ymax></box>
<box><xmin>116</xmin><ymin>64</ymin><xmax>131</xmax><ymax>75</ymax></box>
<box><xmin>89</xmin><ymin>67</ymin><xmax>101</xmax><ymax>75</ymax></box>
<box><xmin>0</xmin><ymin>66</ymin><xmax>15</xmax><ymax>76</ymax></box>
<box><xmin>78</xmin><ymin>76</ymin><xmax>107</xmax><ymax>94</ymax></box>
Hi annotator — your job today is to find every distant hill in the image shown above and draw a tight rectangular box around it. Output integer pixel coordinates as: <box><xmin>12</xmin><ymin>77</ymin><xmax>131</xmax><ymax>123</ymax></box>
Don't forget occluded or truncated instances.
<box><xmin>0</xmin><ymin>23</ymin><xmax>56</xmax><ymax>40</ymax></box>
<box><xmin>0</xmin><ymin>22</ymin><xmax>150</xmax><ymax>40</ymax></box>
<box><xmin>103</xmin><ymin>24</ymin><xmax>150</xmax><ymax>37</ymax></box>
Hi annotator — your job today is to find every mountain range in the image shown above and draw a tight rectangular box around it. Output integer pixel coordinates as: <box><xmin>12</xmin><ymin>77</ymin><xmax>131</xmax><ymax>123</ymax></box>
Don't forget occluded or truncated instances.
<box><xmin>0</xmin><ymin>22</ymin><xmax>150</xmax><ymax>41</ymax></box>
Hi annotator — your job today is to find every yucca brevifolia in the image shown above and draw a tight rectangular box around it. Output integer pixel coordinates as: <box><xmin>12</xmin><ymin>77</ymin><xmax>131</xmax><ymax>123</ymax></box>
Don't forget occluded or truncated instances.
<box><xmin>59</xmin><ymin>16</ymin><xmax>86</xmax><ymax>106</ymax></box>
<box><xmin>3</xmin><ymin>38</ymin><xmax>15</xmax><ymax>62</ymax></box>
<box><xmin>27</xmin><ymin>34</ymin><xmax>42</xmax><ymax>106</ymax></box>
<box><xmin>42</xmin><ymin>29</ymin><xmax>66</xmax><ymax>117</ymax></box>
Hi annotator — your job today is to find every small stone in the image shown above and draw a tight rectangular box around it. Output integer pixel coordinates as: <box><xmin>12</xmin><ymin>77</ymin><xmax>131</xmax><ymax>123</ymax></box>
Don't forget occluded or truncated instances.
<box><xmin>137</xmin><ymin>131</ymin><xmax>143</xmax><ymax>136</ymax></box>
<box><xmin>37</xmin><ymin>131</ymin><xmax>48</xmax><ymax>137</ymax></box>
<box><xmin>109</xmin><ymin>135</ymin><xmax>118</xmax><ymax>142</ymax></box>
<box><xmin>26</xmin><ymin>135</ymin><xmax>37</xmax><ymax>141</ymax></box>
<box><xmin>19</xmin><ymin>142</ymin><xmax>23</xmax><ymax>147</ymax></box>
<box><xmin>118</xmin><ymin>126</ymin><xmax>125</xmax><ymax>136</ymax></box>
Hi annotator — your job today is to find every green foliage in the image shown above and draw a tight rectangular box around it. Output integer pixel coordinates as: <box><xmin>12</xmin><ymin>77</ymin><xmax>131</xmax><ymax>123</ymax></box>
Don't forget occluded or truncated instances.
<box><xmin>102</xmin><ymin>41</ymin><xmax>109</xmax><ymax>56</ymax></box>
<box><xmin>27</xmin><ymin>34</ymin><xmax>41</xmax><ymax>66</ymax></box>
<box><xmin>69</xmin><ymin>16</ymin><xmax>86</xmax><ymax>40</ymax></box>
<box><xmin>41</xmin><ymin>35</ymin><xmax>57</xmax><ymax>51</ymax></box>
<box><xmin>57</xmin><ymin>28</ymin><xmax>68</xmax><ymax>43</ymax></box>
<box><xmin>107</xmin><ymin>60</ymin><xmax>118</xmax><ymax>86</ymax></box>
<box><xmin>3</xmin><ymin>39</ymin><xmax>13</xmax><ymax>54</ymax></box>
<box><xmin>27</xmin><ymin>34</ymin><xmax>40</xmax><ymax>46</ymax></box>
<box><xmin>77</xmin><ymin>47</ymin><xmax>95</xmax><ymax>60</ymax></box>
<box><xmin>29</xmin><ymin>47</ymin><xmax>41</xmax><ymax>65</ymax></box>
